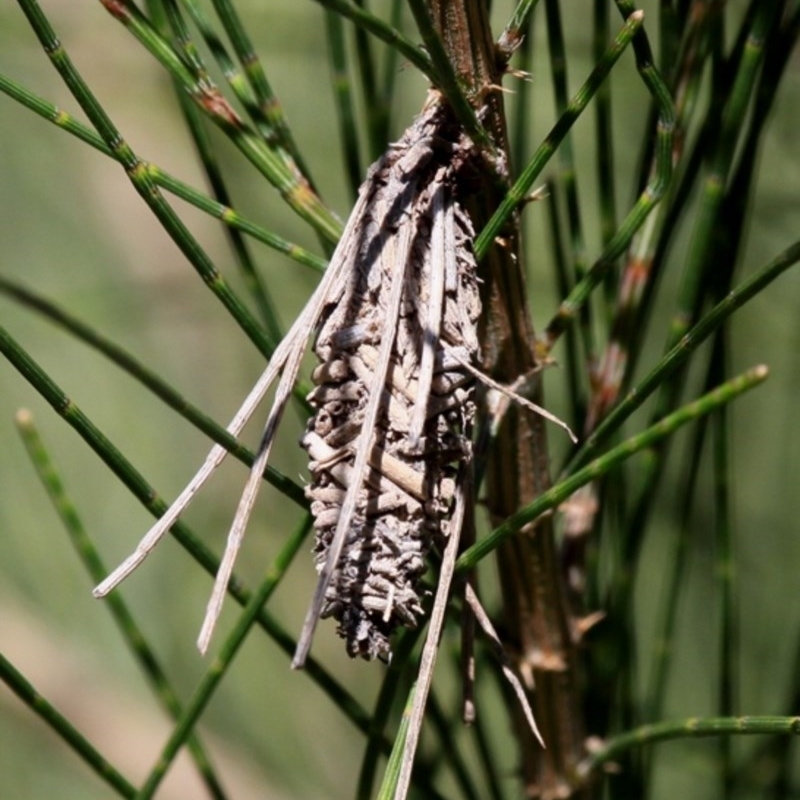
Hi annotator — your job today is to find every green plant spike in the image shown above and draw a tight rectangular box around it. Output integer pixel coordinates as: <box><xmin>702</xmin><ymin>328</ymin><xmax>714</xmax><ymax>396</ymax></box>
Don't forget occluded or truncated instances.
<box><xmin>14</xmin><ymin>410</ymin><xmax>229</xmax><ymax>800</ymax></box>
<box><xmin>470</xmin><ymin>654</ymin><xmax>506</xmax><ymax>800</ymax></box>
<box><xmin>711</xmin><ymin>348</ymin><xmax>738</xmax><ymax>795</ymax></box>
<box><xmin>165</xmin><ymin>0</ymin><xmax>319</xmax><ymax>213</ymax></box>
<box><xmin>499</xmin><ymin>0</ymin><xmax>544</xmax><ymax>53</ymax></box>
<box><xmin>375</xmin><ymin>683</ymin><xmax>416</xmax><ymax>800</ymax></box>
<box><xmin>609</xmin><ymin>5</ymin><xmax>794</xmax><ymax>580</ymax></box>
<box><xmin>151</xmin><ymin>0</ymin><xmax>288</xmax><ymax>341</ymax></box>
<box><xmin>0</xmin><ymin>652</ymin><xmax>137</xmax><ymax>799</ymax></box>
<box><xmin>17</xmin><ymin>0</ymin><xmax>286</xmax><ymax>361</ymax></box>
<box><xmin>457</xmin><ymin>364</ymin><xmax>768</xmax><ymax>571</ymax></box>
<box><xmin>541</xmin><ymin>5</ymin><xmax>676</xmax><ymax>349</ymax></box>
<box><xmin>0</xmin><ymin>276</ymin><xmax>307</xmax><ymax>499</ymax></box>
<box><xmin>171</xmin><ymin>0</ymin><xmax>284</xmax><ymax>148</ymax></box>
<box><xmin>356</xmin><ymin>629</ymin><xmax>419</xmax><ymax>800</ymax></box>
<box><xmin>309</xmin><ymin>0</ymin><xmax>434</xmax><ymax>83</ymax></box>
<box><xmin>644</xmin><ymin>407</ymin><xmax>708</xmax><ymax>725</ymax></box>
<box><xmin>576</xmin><ymin>716</ymin><xmax>800</xmax><ymax>786</ymax></box>
<box><xmin>98</xmin><ymin>0</ymin><xmax>343</xmax><ymax>244</ymax></box>
<box><xmin>427</xmin><ymin>690</ymin><xmax>482</xmax><ymax>800</ymax></box>
<box><xmin>378</xmin><ymin>0</ymin><xmax>404</xmax><ymax>138</ymax></box>
<box><xmin>0</xmin><ymin>71</ymin><xmax>326</xmax><ymax>272</ymax></box>
<box><xmin>563</xmin><ymin>238</ymin><xmax>800</xmax><ymax>475</ymax></box>
<box><xmin>475</xmin><ymin>8</ymin><xmax>649</xmax><ymax>262</ymax></box>
<box><xmin>544</xmin><ymin>0</ymin><xmax>594</xmax><ymax>360</ymax></box>
<box><xmin>0</xmin><ymin>73</ymin><xmax>328</xmax><ymax>272</ymax></box>
<box><xmin>326</xmin><ymin>7</ymin><xmax>364</xmax><ymax>200</ymax></box>
<box><xmin>545</xmin><ymin>179</ymin><xmax>585</xmax><ymax>429</ymax></box>
<box><xmin>508</xmin><ymin>9</ymin><xmax>535</xmax><ymax>173</ymax></box>
<box><xmin>350</xmin><ymin>0</ymin><xmax>389</xmax><ymax>162</ymax></box>
<box><xmin>593</xmin><ymin>0</ymin><xmax>618</xmax><ymax>253</ymax></box>
<box><xmin>209</xmin><ymin>0</ymin><xmax>313</xmax><ymax>176</ymax></box>
<box><xmin>666</xmin><ymin>1</ymin><xmax>779</xmax><ymax>356</ymax></box>
<box><xmin>176</xmin><ymin>87</ymin><xmax>287</xmax><ymax>343</ymax></box>
<box><xmin>0</xmin><ymin>321</ymin><xmax>387</xmax><ymax>748</ymax></box>
<box><xmin>133</xmin><ymin>513</ymin><xmax>313</xmax><ymax>799</ymax></box>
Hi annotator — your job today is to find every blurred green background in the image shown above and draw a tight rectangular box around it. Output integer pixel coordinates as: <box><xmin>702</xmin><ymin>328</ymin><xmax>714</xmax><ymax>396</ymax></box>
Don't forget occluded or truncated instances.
<box><xmin>1</xmin><ymin>2</ymin><xmax>799</xmax><ymax>798</ymax></box>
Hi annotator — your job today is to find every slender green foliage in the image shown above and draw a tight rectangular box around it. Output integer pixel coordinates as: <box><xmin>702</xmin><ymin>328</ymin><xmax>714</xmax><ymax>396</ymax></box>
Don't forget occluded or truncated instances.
<box><xmin>2</xmin><ymin>2</ymin><xmax>799</xmax><ymax>798</ymax></box>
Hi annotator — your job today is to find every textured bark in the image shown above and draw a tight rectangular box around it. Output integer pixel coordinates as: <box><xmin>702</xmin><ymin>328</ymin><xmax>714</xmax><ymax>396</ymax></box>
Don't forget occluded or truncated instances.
<box><xmin>426</xmin><ymin>1</ymin><xmax>588</xmax><ymax>795</ymax></box>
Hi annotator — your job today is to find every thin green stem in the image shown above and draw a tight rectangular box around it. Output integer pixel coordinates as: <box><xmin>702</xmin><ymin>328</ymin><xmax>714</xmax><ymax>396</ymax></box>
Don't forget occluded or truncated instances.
<box><xmin>351</xmin><ymin>0</ymin><xmax>386</xmax><ymax>161</ymax></box>
<box><xmin>509</xmin><ymin>9</ymin><xmax>535</xmax><ymax>174</ymax></box>
<box><xmin>99</xmin><ymin>0</ymin><xmax>342</xmax><ymax>243</ymax></box>
<box><xmin>666</xmin><ymin>1</ymin><xmax>778</xmax><ymax>349</ymax></box>
<box><xmin>0</xmin><ymin>72</ymin><xmax>327</xmax><ymax>271</ymax></box>
<box><xmin>711</xmin><ymin>337</ymin><xmax>737</xmax><ymax>796</ymax></box>
<box><xmin>0</xmin><ymin>277</ymin><xmax>306</xmax><ymax>502</ymax></box>
<box><xmin>644</xmin><ymin>416</ymin><xmax>706</xmax><ymax>725</ymax></box>
<box><xmin>0</xmin><ymin>69</ymin><xmax>326</xmax><ymax>272</ymax></box>
<box><xmin>428</xmin><ymin>690</ymin><xmax>482</xmax><ymax>800</ymax></box>
<box><xmin>15</xmin><ymin>410</ymin><xmax>229</xmax><ymax>800</ymax></box>
<box><xmin>0</xmin><ymin>323</ymin><xmax>372</xmax><ymax>738</ymax></box>
<box><xmin>542</xmin><ymin>5</ymin><xmax>675</xmax><ymax>348</ymax></box>
<box><xmin>356</xmin><ymin>630</ymin><xmax>419</xmax><ymax>800</ymax></box>
<box><xmin>457</xmin><ymin>364</ymin><xmax>768</xmax><ymax>571</ymax></box>
<box><xmin>209</xmin><ymin>0</ymin><xmax>312</xmax><ymax>175</ymax></box>
<box><xmin>499</xmin><ymin>0</ymin><xmax>544</xmax><ymax>56</ymax></box>
<box><xmin>378</xmin><ymin>0</ymin><xmax>403</xmax><ymax>137</ymax></box>
<box><xmin>545</xmin><ymin>180</ymin><xmax>585</xmax><ymax>430</ymax></box>
<box><xmin>577</xmin><ymin>716</ymin><xmax>800</xmax><ymax>782</ymax></box>
<box><xmin>0</xmin><ymin>652</ymin><xmax>137</xmax><ymax>798</ymax></box>
<box><xmin>310</xmin><ymin>0</ymin><xmax>434</xmax><ymax>80</ymax></box>
<box><xmin>475</xmin><ymin>10</ymin><xmax>647</xmax><ymax>262</ymax></box>
<box><xmin>17</xmin><ymin>0</ymin><xmax>282</xmax><ymax>359</ymax></box>
<box><xmin>593</xmin><ymin>0</ymin><xmax>618</xmax><ymax>251</ymax></box>
<box><xmin>134</xmin><ymin>514</ymin><xmax>313</xmax><ymax>799</ymax></box>
<box><xmin>326</xmin><ymin>7</ymin><xmax>363</xmax><ymax>200</ymax></box>
<box><xmin>544</xmin><ymin>0</ymin><xmax>596</xmax><ymax>371</ymax></box>
<box><xmin>375</xmin><ymin>684</ymin><xmax>416</xmax><ymax>800</ymax></box>
<box><xmin>563</xmin><ymin>239</ymin><xmax>800</xmax><ymax>475</ymax></box>
<box><xmin>151</xmin><ymin>0</ymin><xmax>285</xmax><ymax>341</ymax></box>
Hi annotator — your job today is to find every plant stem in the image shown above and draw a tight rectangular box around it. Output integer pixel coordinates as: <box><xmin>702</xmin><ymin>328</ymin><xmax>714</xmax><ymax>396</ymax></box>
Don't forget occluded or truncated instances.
<box><xmin>458</xmin><ymin>365</ymin><xmax>769</xmax><ymax>570</ymax></box>
<box><xmin>15</xmin><ymin>410</ymin><xmax>229</xmax><ymax>800</ymax></box>
<box><xmin>0</xmin><ymin>653</ymin><xmax>137</xmax><ymax>798</ymax></box>
<box><xmin>426</xmin><ymin>0</ymin><xmax>586</xmax><ymax>794</ymax></box>
<box><xmin>577</xmin><ymin>716</ymin><xmax>800</xmax><ymax>781</ymax></box>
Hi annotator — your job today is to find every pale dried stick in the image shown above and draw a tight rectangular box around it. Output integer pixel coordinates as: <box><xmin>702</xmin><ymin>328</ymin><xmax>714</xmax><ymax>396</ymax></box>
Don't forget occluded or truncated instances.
<box><xmin>408</xmin><ymin>182</ymin><xmax>448</xmax><ymax>446</ymax></box>
<box><xmin>446</xmin><ymin>346</ymin><xmax>578</xmax><ymax>443</ymax></box>
<box><xmin>92</xmin><ymin>363</ymin><xmax>278</xmax><ymax>598</ymax></box>
<box><xmin>92</xmin><ymin>188</ymin><xmax>369</xmax><ymax>603</ymax></box>
<box><xmin>394</xmin><ymin>472</ymin><xmax>467</xmax><ymax>800</ymax></box>
<box><xmin>464</xmin><ymin>583</ymin><xmax>544</xmax><ymax>747</ymax></box>
<box><xmin>196</xmin><ymin>338</ymin><xmax>307</xmax><ymax>653</ymax></box>
<box><xmin>292</xmin><ymin>198</ymin><xmax>417</xmax><ymax>668</ymax></box>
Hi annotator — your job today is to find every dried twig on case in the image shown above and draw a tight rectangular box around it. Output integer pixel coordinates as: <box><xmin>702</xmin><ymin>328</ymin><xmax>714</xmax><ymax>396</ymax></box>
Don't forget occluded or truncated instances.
<box><xmin>295</xmin><ymin>99</ymin><xmax>482</xmax><ymax>665</ymax></box>
<box><xmin>94</xmin><ymin>94</ymin><xmax>482</xmax><ymax>667</ymax></box>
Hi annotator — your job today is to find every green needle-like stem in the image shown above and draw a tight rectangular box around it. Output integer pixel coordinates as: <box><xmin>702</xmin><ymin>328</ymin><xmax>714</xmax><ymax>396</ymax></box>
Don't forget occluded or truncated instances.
<box><xmin>475</xmin><ymin>9</ymin><xmax>648</xmax><ymax>261</ymax></box>
<box><xmin>15</xmin><ymin>411</ymin><xmax>229</xmax><ymax>800</ymax></box>
<box><xmin>577</xmin><ymin>716</ymin><xmax>800</xmax><ymax>782</ymax></box>
<box><xmin>0</xmin><ymin>72</ymin><xmax>327</xmax><ymax>271</ymax></box>
<box><xmin>0</xmin><ymin>653</ymin><xmax>137</xmax><ymax>798</ymax></box>
<box><xmin>457</xmin><ymin>364</ymin><xmax>768</xmax><ymax>570</ymax></box>
<box><xmin>134</xmin><ymin>514</ymin><xmax>313</xmax><ymax>799</ymax></box>
<box><xmin>564</xmin><ymin>239</ymin><xmax>800</xmax><ymax>475</ymax></box>
<box><xmin>17</xmin><ymin>0</ymin><xmax>283</xmax><ymax>360</ymax></box>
